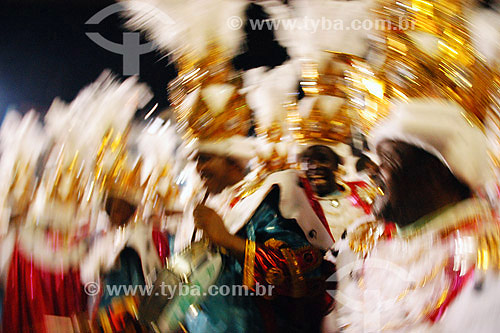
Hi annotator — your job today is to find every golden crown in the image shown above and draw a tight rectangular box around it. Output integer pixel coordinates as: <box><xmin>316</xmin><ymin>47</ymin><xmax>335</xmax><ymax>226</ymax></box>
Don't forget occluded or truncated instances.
<box><xmin>372</xmin><ymin>0</ymin><xmax>495</xmax><ymax>121</ymax></box>
<box><xmin>168</xmin><ymin>44</ymin><xmax>251</xmax><ymax>143</ymax></box>
<box><xmin>288</xmin><ymin>52</ymin><xmax>387</xmax><ymax>144</ymax></box>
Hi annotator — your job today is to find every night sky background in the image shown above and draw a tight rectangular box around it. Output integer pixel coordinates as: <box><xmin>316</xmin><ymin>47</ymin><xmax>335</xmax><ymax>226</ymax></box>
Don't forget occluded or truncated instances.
<box><xmin>0</xmin><ymin>0</ymin><xmax>289</xmax><ymax>120</ymax></box>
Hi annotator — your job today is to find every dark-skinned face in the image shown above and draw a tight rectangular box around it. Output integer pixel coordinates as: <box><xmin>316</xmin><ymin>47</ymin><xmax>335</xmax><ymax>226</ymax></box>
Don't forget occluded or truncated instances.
<box><xmin>372</xmin><ymin>140</ymin><xmax>399</xmax><ymax>224</ymax></box>
<box><xmin>300</xmin><ymin>145</ymin><xmax>339</xmax><ymax>197</ymax></box>
<box><xmin>105</xmin><ymin>196</ymin><xmax>137</xmax><ymax>227</ymax></box>
<box><xmin>195</xmin><ymin>152</ymin><xmax>245</xmax><ymax>194</ymax></box>
<box><xmin>372</xmin><ymin>140</ymin><xmax>472</xmax><ymax>228</ymax></box>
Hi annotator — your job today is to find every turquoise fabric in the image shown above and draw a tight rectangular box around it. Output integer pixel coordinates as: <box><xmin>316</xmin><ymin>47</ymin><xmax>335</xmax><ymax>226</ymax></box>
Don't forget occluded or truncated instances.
<box><xmin>185</xmin><ymin>255</ymin><xmax>263</xmax><ymax>332</ymax></box>
<box><xmin>99</xmin><ymin>247</ymin><xmax>145</xmax><ymax>309</ymax></box>
<box><xmin>186</xmin><ymin>187</ymin><xmax>321</xmax><ymax>332</ymax></box>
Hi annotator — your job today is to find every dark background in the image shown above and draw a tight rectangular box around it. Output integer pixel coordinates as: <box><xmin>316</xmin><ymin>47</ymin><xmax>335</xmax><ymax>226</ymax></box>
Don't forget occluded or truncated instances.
<box><xmin>0</xmin><ymin>0</ymin><xmax>288</xmax><ymax>120</ymax></box>
<box><xmin>0</xmin><ymin>0</ymin><xmax>174</xmax><ymax>117</ymax></box>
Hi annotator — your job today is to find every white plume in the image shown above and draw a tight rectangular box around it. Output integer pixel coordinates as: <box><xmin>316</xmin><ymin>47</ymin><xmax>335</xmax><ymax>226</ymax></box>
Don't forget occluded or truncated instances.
<box><xmin>0</xmin><ymin>111</ymin><xmax>47</xmax><ymax>235</ymax></box>
<box><xmin>137</xmin><ymin>117</ymin><xmax>179</xmax><ymax>186</ymax></box>
<box><xmin>258</xmin><ymin>1</ymin><xmax>295</xmax><ymax>51</ymax></box>
<box><xmin>469</xmin><ymin>8</ymin><xmax>500</xmax><ymax>69</ymax></box>
<box><xmin>120</xmin><ymin>0</ymin><xmax>247</xmax><ymax>61</ymax></box>
<box><xmin>244</xmin><ymin>61</ymin><xmax>299</xmax><ymax>134</ymax></box>
<box><xmin>286</xmin><ymin>0</ymin><xmax>372</xmax><ymax>65</ymax></box>
<box><xmin>44</xmin><ymin>71</ymin><xmax>152</xmax><ymax>172</ymax></box>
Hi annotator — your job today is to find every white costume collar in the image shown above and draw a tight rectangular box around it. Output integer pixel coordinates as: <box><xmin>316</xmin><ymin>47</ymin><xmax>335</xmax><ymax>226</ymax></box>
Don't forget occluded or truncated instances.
<box><xmin>225</xmin><ymin>169</ymin><xmax>334</xmax><ymax>250</ymax></box>
<box><xmin>80</xmin><ymin>222</ymin><xmax>161</xmax><ymax>286</ymax></box>
<box><xmin>17</xmin><ymin>227</ymin><xmax>88</xmax><ymax>273</ymax></box>
<box><xmin>397</xmin><ymin>198</ymin><xmax>492</xmax><ymax>238</ymax></box>
<box><xmin>175</xmin><ymin>169</ymin><xmax>334</xmax><ymax>252</ymax></box>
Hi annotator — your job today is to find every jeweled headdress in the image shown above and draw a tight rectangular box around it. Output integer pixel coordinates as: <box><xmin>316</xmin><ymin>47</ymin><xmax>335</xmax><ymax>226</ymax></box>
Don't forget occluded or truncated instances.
<box><xmin>121</xmin><ymin>0</ymin><xmax>251</xmax><ymax>145</ymax></box>
<box><xmin>272</xmin><ymin>0</ymin><xmax>388</xmax><ymax>145</ymax></box>
<box><xmin>31</xmin><ymin>74</ymin><xmax>150</xmax><ymax>229</ymax></box>
<box><xmin>370</xmin><ymin>0</ymin><xmax>496</xmax><ymax>121</ymax></box>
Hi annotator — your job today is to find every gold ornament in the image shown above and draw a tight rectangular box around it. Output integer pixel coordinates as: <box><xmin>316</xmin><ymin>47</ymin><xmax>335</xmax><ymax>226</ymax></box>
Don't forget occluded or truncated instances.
<box><xmin>371</xmin><ymin>0</ymin><xmax>496</xmax><ymax>121</ymax></box>
<box><xmin>265</xmin><ymin>267</ymin><xmax>285</xmax><ymax>285</ymax></box>
<box><xmin>168</xmin><ymin>43</ymin><xmax>251</xmax><ymax>143</ymax></box>
<box><xmin>289</xmin><ymin>52</ymin><xmax>388</xmax><ymax>144</ymax></box>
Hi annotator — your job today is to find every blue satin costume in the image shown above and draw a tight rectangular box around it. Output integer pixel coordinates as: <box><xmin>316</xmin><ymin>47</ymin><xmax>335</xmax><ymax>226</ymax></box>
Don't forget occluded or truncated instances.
<box><xmin>185</xmin><ymin>186</ymin><xmax>330</xmax><ymax>332</ymax></box>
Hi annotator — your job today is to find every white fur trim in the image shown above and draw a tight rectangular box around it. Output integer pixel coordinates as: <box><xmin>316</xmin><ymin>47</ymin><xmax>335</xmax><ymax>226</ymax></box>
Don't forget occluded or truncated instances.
<box><xmin>371</xmin><ymin>98</ymin><xmax>494</xmax><ymax>190</ymax></box>
<box><xmin>320</xmin><ymin>198</ymin><xmax>369</xmax><ymax>242</ymax></box>
<box><xmin>17</xmin><ymin>228</ymin><xmax>88</xmax><ymax>273</ymax></box>
<box><xmin>81</xmin><ymin>223</ymin><xmax>161</xmax><ymax>285</ymax></box>
<box><xmin>225</xmin><ymin>169</ymin><xmax>334</xmax><ymax>250</ymax></box>
<box><xmin>195</xmin><ymin>135</ymin><xmax>259</xmax><ymax>167</ymax></box>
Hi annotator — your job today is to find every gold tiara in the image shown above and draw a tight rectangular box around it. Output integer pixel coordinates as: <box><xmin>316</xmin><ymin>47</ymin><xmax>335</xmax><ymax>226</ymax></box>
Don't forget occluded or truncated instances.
<box><xmin>372</xmin><ymin>0</ymin><xmax>495</xmax><ymax>121</ymax></box>
<box><xmin>288</xmin><ymin>52</ymin><xmax>387</xmax><ymax>144</ymax></box>
<box><xmin>169</xmin><ymin>44</ymin><xmax>251</xmax><ymax>143</ymax></box>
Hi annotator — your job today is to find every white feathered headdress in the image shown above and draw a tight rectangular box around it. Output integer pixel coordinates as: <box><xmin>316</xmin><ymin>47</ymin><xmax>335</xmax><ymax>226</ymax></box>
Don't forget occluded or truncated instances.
<box><xmin>27</xmin><ymin>72</ymin><xmax>152</xmax><ymax>231</ymax></box>
<box><xmin>119</xmin><ymin>0</ymin><xmax>247</xmax><ymax>62</ymax></box>
<box><xmin>371</xmin><ymin>98</ymin><xmax>494</xmax><ymax>190</ymax></box>
<box><xmin>0</xmin><ymin>111</ymin><xmax>47</xmax><ymax>235</ymax></box>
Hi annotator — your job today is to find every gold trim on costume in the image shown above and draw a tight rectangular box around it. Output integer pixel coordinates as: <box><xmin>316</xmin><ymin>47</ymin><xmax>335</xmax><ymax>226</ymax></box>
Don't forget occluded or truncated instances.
<box><xmin>266</xmin><ymin>267</ymin><xmax>285</xmax><ymax>285</ymax></box>
<box><xmin>98</xmin><ymin>309</ymin><xmax>113</xmax><ymax>333</ymax></box>
<box><xmin>243</xmin><ymin>239</ymin><xmax>256</xmax><ymax>289</ymax></box>
<box><xmin>476</xmin><ymin>224</ymin><xmax>500</xmax><ymax>271</ymax></box>
<box><xmin>280</xmin><ymin>247</ymin><xmax>307</xmax><ymax>298</ymax></box>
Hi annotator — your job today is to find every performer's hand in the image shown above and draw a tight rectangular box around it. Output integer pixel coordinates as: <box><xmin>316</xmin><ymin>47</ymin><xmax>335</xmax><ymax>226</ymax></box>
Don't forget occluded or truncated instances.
<box><xmin>193</xmin><ymin>204</ymin><xmax>230</xmax><ymax>246</ymax></box>
<box><xmin>193</xmin><ymin>204</ymin><xmax>246</xmax><ymax>257</ymax></box>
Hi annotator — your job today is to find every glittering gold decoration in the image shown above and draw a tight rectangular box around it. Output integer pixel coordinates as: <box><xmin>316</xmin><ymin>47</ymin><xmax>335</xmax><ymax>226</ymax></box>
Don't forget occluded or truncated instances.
<box><xmin>243</xmin><ymin>239</ymin><xmax>256</xmax><ymax>289</ymax></box>
<box><xmin>355</xmin><ymin>185</ymin><xmax>378</xmax><ymax>206</ymax></box>
<box><xmin>280</xmin><ymin>246</ymin><xmax>308</xmax><ymax>298</ymax></box>
<box><xmin>476</xmin><ymin>223</ymin><xmax>500</xmax><ymax>271</ymax></box>
<box><xmin>95</xmin><ymin>127</ymin><xmax>177</xmax><ymax>217</ymax></box>
<box><xmin>169</xmin><ymin>44</ymin><xmax>251</xmax><ymax>143</ymax></box>
<box><xmin>289</xmin><ymin>52</ymin><xmax>388</xmax><ymax>144</ymax></box>
<box><xmin>371</xmin><ymin>0</ymin><xmax>497</xmax><ymax>122</ymax></box>
<box><xmin>265</xmin><ymin>267</ymin><xmax>285</xmax><ymax>285</ymax></box>
<box><xmin>348</xmin><ymin>221</ymin><xmax>388</xmax><ymax>257</ymax></box>
<box><xmin>264</xmin><ymin>238</ymin><xmax>286</xmax><ymax>249</ymax></box>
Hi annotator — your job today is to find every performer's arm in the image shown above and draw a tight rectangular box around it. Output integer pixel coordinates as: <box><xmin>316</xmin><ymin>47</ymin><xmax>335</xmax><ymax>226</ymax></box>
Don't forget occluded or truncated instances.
<box><xmin>194</xmin><ymin>203</ymin><xmax>326</xmax><ymax>298</ymax></box>
<box><xmin>193</xmin><ymin>204</ymin><xmax>246</xmax><ymax>259</ymax></box>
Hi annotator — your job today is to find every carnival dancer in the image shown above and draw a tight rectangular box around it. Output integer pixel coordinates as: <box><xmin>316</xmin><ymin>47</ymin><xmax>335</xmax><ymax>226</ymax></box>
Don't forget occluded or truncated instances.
<box><xmin>0</xmin><ymin>110</ymin><xmax>92</xmax><ymax>333</ymax></box>
<box><xmin>118</xmin><ymin>0</ymin><xmax>336</xmax><ymax>331</ymax></box>
<box><xmin>82</xmin><ymin>193</ymin><xmax>169</xmax><ymax>332</ymax></box>
<box><xmin>300</xmin><ymin>145</ymin><xmax>374</xmax><ymax>242</ymax></box>
<box><xmin>266</xmin><ymin>0</ymin><xmax>379</xmax><ymax>244</ymax></box>
<box><xmin>1</xmin><ymin>72</ymin><xmax>169</xmax><ymax>332</ymax></box>
<box><xmin>174</xmin><ymin>136</ymin><xmax>333</xmax><ymax>333</ymax></box>
<box><xmin>81</xmin><ymin>118</ymin><xmax>176</xmax><ymax>332</ymax></box>
<box><xmin>336</xmin><ymin>99</ymin><xmax>500</xmax><ymax>332</ymax></box>
<box><xmin>297</xmin><ymin>144</ymin><xmax>374</xmax><ymax>333</ymax></box>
